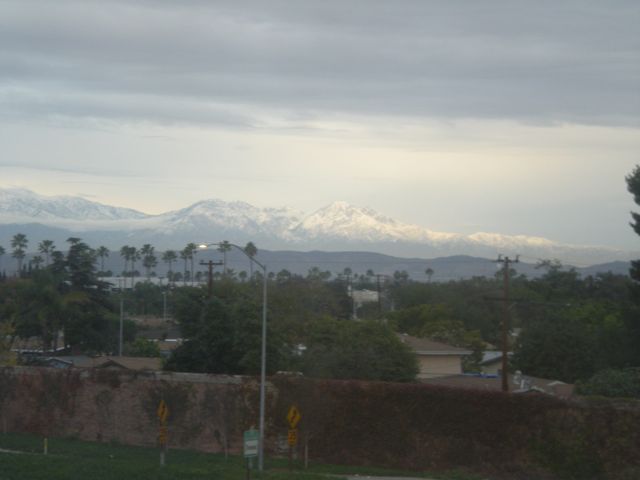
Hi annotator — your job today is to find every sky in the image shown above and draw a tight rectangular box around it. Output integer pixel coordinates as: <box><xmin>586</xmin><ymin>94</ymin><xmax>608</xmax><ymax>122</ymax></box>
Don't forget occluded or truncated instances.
<box><xmin>1</xmin><ymin>0</ymin><xmax>639</xmax><ymax>249</ymax></box>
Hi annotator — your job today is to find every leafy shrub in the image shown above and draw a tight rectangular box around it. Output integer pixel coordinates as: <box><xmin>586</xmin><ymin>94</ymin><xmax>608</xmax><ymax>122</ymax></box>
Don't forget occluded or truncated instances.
<box><xmin>576</xmin><ymin>368</ymin><xmax>640</xmax><ymax>399</ymax></box>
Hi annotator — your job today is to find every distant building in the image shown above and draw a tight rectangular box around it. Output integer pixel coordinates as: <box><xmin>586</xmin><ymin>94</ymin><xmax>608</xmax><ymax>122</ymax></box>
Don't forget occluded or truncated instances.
<box><xmin>480</xmin><ymin>350</ymin><xmax>513</xmax><ymax>375</ymax></box>
<box><xmin>397</xmin><ymin>333</ymin><xmax>471</xmax><ymax>379</ymax></box>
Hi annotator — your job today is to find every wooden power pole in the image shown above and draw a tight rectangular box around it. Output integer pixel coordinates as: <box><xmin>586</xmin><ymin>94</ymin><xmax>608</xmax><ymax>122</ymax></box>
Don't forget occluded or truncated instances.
<box><xmin>200</xmin><ymin>260</ymin><xmax>223</xmax><ymax>298</ymax></box>
<box><xmin>496</xmin><ymin>254</ymin><xmax>519</xmax><ymax>392</ymax></box>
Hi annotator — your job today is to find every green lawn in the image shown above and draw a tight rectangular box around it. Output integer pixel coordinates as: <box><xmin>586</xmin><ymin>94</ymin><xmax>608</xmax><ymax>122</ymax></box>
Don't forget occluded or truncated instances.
<box><xmin>0</xmin><ymin>433</ymin><xmax>485</xmax><ymax>480</ymax></box>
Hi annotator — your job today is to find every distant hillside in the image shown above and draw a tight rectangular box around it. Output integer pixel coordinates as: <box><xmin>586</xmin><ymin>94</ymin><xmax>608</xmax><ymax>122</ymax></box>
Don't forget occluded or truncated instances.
<box><xmin>3</xmin><ymin>247</ymin><xmax>629</xmax><ymax>282</ymax></box>
<box><xmin>0</xmin><ymin>187</ymin><xmax>636</xmax><ymax>265</ymax></box>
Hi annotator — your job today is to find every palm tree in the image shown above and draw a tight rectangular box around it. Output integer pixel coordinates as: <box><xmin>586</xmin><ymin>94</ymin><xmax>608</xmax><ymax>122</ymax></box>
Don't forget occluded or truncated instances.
<box><xmin>244</xmin><ymin>241</ymin><xmax>258</xmax><ymax>277</ymax></box>
<box><xmin>140</xmin><ymin>244</ymin><xmax>157</xmax><ymax>279</ymax></box>
<box><xmin>120</xmin><ymin>245</ymin><xmax>131</xmax><ymax>279</ymax></box>
<box><xmin>96</xmin><ymin>246</ymin><xmax>110</xmax><ymax>274</ymax></box>
<box><xmin>162</xmin><ymin>250</ymin><xmax>177</xmax><ymax>283</ymax></box>
<box><xmin>180</xmin><ymin>247</ymin><xmax>189</xmax><ymax>286</ymax></box>
<box><xmin>38</xmin><ymin>240</ymin><xmax>56</xmax><ymax>266</ymax></box>
<box><xmin>218</xmin><ymin>240</ymin><xmax>232</xmax><ymax>276</ymax></box>
<box><xmin>425</xmin><ymin>267</ymin><xmax>434</xmax><ymax>283</ymax></box>
<box><xmin>30</xmin><ymin>255</ymin><xmax>44</xmax><ymax>270</ymax></box>
<box><xmin>184</xmin><ymin>243</ymin><xmax>198</xmax><ymax>285</ymax></box>
<box><xmin>11</xmin><ymin>233</ymin><xmax>28</xmax><ymax>276</ymax></box>
<box><xmin>129</xmin><ymin>246</ymin><xmax>140</xmax><ymax>288</ymax></box>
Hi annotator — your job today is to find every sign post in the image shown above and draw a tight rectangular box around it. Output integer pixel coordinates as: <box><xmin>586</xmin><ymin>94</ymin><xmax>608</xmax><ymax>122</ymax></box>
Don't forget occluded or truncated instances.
<box><xmin>157</xmin><ymin>399</ymin><xmax>169</xmax><ymax>466</ymax></box>
<box><xmin>286</xmin><ymin>405</ymin><xmax>301</xmax><ymax>469</ymax></box>
<box><xmin>243</xmin><ymin>429</ymin><xmax>259</xmax><ymax>480</ymax></box>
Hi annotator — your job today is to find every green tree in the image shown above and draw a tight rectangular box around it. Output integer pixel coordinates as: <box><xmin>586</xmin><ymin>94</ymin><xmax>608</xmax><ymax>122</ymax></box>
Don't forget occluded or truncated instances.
<box><xmin>96</xmin><ymin>246</ymin><xmax>109</xmax><ymax>274</ymax></box>
<box><xmin>30</xmin><ymin>255</ymin><xmax>43</xmax><ymax>270</ymax></box>
<box><xmin>10</xmin><ymin>233</ymin><xmax>28</xmax><ymax>276</ymax></box>
<box><xmin>125</xmin><ymin>338</ymin><xmax>161</xmax><ymax>358</ymax></box>
<box><xmin>140</xmin><ymin>243</ymin><xmax>157</xmax><ymax>279</ymax></box>
<box><xmin>576</xmin><ymin>367</ymin><xmax>640</xmax><ymax>398</ymax></box>
<box><xmin>627</xmin><ymin>165</ymin><xmax>640</xmax><ymax>282</ymax></box>
<box><xmin>38</xmin><ymin>240</ymin><xmax>56</xmax><ymax>266</ymax></box>
<box><xmin>165</xmin><ymin>293</ymin><xmax>289</xmax><ymax>375</ymax></box>
<box><xmin>179</xmin><ymin>247</ymin><xmax>189</xmax><ymax>285</ymax></box>
<box><xmin>129</xmin><ymin>246</ymin><xmax>140</xmax><ymax>287</ymax></box>
<box><xmin>299</xmin><ymin>318</ymin><xmax>417</xmax><ymax>382</ymax></box>
<box><xmin>244</xmin><ymin>241</ymin><xmax>258</xmax><ymax>277</ymax></box>
<box><xmin>162</xmin><ymin>250</ymin><xmax>177</xmax><ymax>282</ymax></box>
<box><xmin>425</xmin><ymin>267</ymin><xmax>434</xmax><ymax>283</ymax></box>
<box><xmin>513</xmin><ymin>311</ymin><xmax>596</xmax><ymax>383</ymax></box>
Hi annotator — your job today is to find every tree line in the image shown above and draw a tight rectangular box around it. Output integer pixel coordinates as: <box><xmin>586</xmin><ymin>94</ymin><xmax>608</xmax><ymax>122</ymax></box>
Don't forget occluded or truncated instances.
<box><xmin>0</xmin><ymin>236</ymin><xmax>260</xmax><ymax>285</ymax></box>
<box><xmin>0</xmin><ymin>165</ymin><xmax>639</xmax><ymax>395</ymax></box>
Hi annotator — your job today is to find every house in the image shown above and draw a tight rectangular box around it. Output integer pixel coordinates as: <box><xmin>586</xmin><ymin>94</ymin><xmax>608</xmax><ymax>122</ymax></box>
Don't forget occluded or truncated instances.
<box><xmin>480</xmin><ymin>350</ymin><xmax>513</xmax><ymax>375</ymax></box>
<box><xmin>397</xmin><ymin>333</ymin><xmax>471</xmax><ymax>379</ymax></box>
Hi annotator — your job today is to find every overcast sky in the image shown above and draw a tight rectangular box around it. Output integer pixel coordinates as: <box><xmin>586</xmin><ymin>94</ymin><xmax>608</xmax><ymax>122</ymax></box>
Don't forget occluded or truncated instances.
<box><xmin>1</xmin><ymin>0</ymin><xmax>639</xmax><ymax>249</ymax></box>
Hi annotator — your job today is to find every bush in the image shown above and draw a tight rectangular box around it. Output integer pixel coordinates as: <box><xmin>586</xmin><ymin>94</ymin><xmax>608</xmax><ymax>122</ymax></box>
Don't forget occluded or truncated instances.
<box><xmin>576</xmin><ymin>368</ymin><xmax>640</xmax><ymax>399</ymax></box>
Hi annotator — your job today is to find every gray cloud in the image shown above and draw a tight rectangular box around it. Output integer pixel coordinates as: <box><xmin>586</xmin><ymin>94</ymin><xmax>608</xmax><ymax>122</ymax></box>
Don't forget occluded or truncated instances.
<box><xmin>1</xmin><ymin>0</ymin><xmax>638</xmax><ymax>128</ymax></box>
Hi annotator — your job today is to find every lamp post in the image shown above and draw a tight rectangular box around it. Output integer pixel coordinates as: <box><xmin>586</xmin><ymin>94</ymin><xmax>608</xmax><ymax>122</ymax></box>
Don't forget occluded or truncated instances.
<box><xmin>198</xmin><ymin>241</ymin><xmax>268</xmax><ymax>472</ymax></box>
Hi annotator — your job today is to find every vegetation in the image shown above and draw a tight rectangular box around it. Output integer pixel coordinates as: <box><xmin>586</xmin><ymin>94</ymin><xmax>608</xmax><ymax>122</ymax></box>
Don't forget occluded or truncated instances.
<box><xmin>0</xmin><ymin>432</ymin><xmax>492</xmax><ymax>480</ymax></box>
<box><xmin>576</xmin><ymin>367</ymin><xmax>640</xmax><ymax>398</ymax></box>
<box><xmin>1</xmin><ymin>164</ymin><xmax>640</xmax><ymax>380</ymax></box>
<box><xmin>1</xmin><ymin>232</ymin><xmax>638</xmax><ymax>382</ymax></box>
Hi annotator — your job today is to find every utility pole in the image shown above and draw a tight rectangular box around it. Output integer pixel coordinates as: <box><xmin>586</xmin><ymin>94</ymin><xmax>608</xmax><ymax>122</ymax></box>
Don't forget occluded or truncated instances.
<box><xmin>496</xmin><ymin>254</ymin><xmax>519</xmax><ymax>392</ymax></box>
<box><xmin>200</xmin><ymin>260</ymin><xmax>223</xmax><ymax>298</ymax></box>
<box><xmin>118</xmin><ymin>278</ymin><xmax>124</xmax><ymax>357</ymax></box>
<box><xmin>162</xmin><ymin>290</ymin><xmax>167</xmax><ymax>322</ymax></box>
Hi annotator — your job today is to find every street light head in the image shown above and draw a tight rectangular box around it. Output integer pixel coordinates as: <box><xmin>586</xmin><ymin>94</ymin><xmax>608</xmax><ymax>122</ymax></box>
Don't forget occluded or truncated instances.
<box><xmin>198</xmin><ymin>244</ymin><xmax>209</xmax><ymax>249</ymax></box>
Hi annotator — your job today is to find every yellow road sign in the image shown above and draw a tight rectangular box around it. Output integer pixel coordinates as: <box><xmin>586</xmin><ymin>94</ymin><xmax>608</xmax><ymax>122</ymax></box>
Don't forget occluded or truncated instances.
<box><xmin>287</xmin><ymin>405</ymin><xmax>301</xmax><ymax>428</ymax></box>
<box><xmin>158</xmin><ymin>426</ymin><xmax>168</xmax><ymax>445</ymax></box>
<box><xmin>157</xmin><ymin>399</ymin><xmax>169</xmax><ymax>424</ymax></box>
<box><xmin>287</xmin><ymin>428</ymin><xmax>298</xmax><ymax>446</ymax></box>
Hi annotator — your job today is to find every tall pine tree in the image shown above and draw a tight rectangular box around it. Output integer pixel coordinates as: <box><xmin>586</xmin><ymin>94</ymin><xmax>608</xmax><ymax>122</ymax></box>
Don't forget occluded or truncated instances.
<box><xmin>627</xmin><ymin>165</ymin><xmax>640</xmax><ymax>281</ymax></box>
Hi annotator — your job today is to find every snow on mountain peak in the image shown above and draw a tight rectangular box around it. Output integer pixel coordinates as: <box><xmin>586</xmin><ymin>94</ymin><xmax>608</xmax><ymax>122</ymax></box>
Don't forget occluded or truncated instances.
<box><xmin>0</xmin><ymin>187</ymin><xmax>147</xmax><ymax>221</ymax></box>
<box><xmin>1</xmin><ymin>188</ymin><xmax>609</xmax><ymax>262</ymax></box>
<box><xmin>154</xmin><ymin>197</ymin><xmax>302</xmax><ymax>236</ymax></box>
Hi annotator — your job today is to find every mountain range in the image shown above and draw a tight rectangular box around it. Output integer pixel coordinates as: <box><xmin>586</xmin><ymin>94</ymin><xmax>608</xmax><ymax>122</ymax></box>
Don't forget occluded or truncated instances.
<box><xmin>0</xmin><ymin>187</ymin><xmax>636</xmax><ymax>267</ymax></box>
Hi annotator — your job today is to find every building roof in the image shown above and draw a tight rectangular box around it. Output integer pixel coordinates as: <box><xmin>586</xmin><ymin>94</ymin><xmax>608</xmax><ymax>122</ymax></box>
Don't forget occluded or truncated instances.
<box><xmin>397</xmin><ymin>333</ymin><xmax>472</xmax><ymax>356</ymax></box>
<box><xmin>95</xmin><ymin>356</ymin><xmax>163</xmax><ymax>371</ymax></box>
<box><xmin>51</xmin><ymin>355</ymin><xmax>162</xmax><ymax>371</ymax></box>
<box><xmin>421</xmin><ymin>373</ymin><xmax>574</xmax><ymax>398</ymax></box>
<box><xmin>481</xmin><ymin>351</ymin><xmax>513</xmax><ymax>365</ymax></box>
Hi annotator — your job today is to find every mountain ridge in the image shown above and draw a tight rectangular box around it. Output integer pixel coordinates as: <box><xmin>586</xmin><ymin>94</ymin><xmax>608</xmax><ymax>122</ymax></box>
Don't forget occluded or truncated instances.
<box><xmin>0</xmin><ymin>187</ymin><xmax>635</xmax><ymax>265</ymax></box>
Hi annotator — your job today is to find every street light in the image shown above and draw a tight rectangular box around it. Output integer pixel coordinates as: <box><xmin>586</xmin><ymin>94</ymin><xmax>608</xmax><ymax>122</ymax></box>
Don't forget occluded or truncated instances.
<box><xmin>198</xmin><ymin>241</ymin><xmax>268</xmax><ymax>472</ymax></box>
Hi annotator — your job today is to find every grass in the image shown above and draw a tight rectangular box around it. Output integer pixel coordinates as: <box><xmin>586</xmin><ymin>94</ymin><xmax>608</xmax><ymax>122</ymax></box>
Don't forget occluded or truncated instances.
<box><xmin>0</xmin><ymin>433</ymin><xmax>488</xmax><ymax>480</ymax></box>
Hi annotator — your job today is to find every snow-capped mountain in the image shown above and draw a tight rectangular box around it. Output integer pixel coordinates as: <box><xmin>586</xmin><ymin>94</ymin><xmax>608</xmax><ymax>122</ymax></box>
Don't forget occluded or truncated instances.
<box><xmin>0</xmin><ymin>188</ymin><xmax>633</xmax><ymax>264</ymax></box>
<box><xmin>150</xmin><ymin>199</ymin><xmax>302</xmax><ymax>238</ymax></box>
<box><xmin>290</xmin><ymin>201</ymin><xmax>457</xmax><ymax>244</ymax></box>
<box><xmin>0</xmin><ymin>188</ymin><xmax>147</xmax><ymax>223</ymax></box>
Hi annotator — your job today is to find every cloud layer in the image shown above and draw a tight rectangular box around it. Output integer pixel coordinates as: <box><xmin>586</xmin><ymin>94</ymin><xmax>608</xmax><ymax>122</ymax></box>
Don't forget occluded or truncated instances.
<box><xmin>1</xmin><ymin>1</ymin><xmax>638</xmax><ymax>127</ymax></box>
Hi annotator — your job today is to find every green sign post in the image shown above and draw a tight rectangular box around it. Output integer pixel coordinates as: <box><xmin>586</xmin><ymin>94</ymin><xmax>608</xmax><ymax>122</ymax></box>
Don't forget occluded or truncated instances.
<box><xmin>243</xmin><ymin>429</ymin><xmax>259</xmax><ymax>479</ymax></box>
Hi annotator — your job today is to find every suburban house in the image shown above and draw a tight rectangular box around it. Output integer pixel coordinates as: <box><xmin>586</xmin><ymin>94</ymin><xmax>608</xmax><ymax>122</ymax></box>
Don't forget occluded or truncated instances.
<box><xmin>480</xmin><ymin>350</ymin><xmax>513</xmax><ymax>375</ymax></box>
<box><xmin>397</xmin><ymin>333</ymin><xmax>471</xmax><ymax>379</ymax></box>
